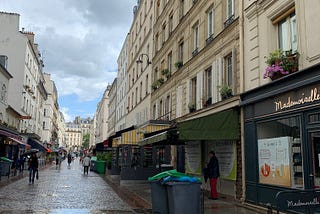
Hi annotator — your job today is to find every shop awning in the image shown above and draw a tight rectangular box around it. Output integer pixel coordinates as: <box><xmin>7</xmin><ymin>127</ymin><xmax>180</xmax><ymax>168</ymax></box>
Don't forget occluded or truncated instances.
<box><xmin>9</xmin><ymin>137</ymin><xmax>31</xmax><ymax>148</ymax></box>
<box><xmin>27</xmin><ymin>139</ymin><xmax>47</xmax><ymax>152</ymax></box>
<box><xmin>0</xmin><ymin>129</ymin><xmax>19</xmax><ymax>138</ymax></box>
<box><xmin>178</xmin><ymin>109</ymin><xmax>239</xmax><ymax>141</ymax></box>
<box><xmin>139</xmin><ymin>131</ymin><xmax>168</xmax><ymax>147</ymax></box>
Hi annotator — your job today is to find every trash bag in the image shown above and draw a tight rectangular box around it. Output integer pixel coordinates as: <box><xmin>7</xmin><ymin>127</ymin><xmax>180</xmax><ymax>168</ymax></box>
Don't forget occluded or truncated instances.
<box><xmin>163</xmin><ymin>176</ymin><xmax>199</xmax><ymax>183</ymax></box>
<box><xmin>148</xmin><ymin>169</ymin><xmax>202</xmax><ymax>183</ymax></box>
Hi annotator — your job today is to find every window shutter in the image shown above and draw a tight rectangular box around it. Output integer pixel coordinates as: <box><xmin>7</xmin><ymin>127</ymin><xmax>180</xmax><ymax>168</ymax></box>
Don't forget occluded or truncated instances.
<box><xmin>186</xmin><ymin>80</ymin><xmax>190</xmax><ymax>113</ymax></box>
<box><xmin>212</xmin><ymin>60</ymin><xmax>218</xmax><ymax>103</ymax></box>
<box><xmin>232</xmin><ymin>48</ymin><xmax>236</xmax><ymax>93</ymax></box>
<box><xmin>196</xmin><ymin>71</ymin><xmax>203</xmax><ymax>109</ymax></box>
<box><xmin>217</xmin><ymin>58</ymin><xmax>223</xmax><ymax>101</ymax></box>
<box><xmin>176</xmin><ymin>86</ymin><xmax>183</xmax><ymax>117</ymax></box>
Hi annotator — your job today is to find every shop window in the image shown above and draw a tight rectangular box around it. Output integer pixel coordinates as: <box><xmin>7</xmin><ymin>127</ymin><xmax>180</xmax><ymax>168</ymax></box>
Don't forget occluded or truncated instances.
<box><xmin>308</xmin><ymin>112</ymin><xmax>320</xmax><ymax>124</ymax></box>
<box><xmin>257</xmin><ymin>116</ymin><xmax>303</xmax><ymax>189</ymax></box>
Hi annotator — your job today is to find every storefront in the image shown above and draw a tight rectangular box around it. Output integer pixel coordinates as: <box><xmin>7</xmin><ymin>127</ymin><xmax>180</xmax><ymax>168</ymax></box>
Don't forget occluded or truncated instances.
<box><xmin>177</xmin><ymin>108</ymin><xmax>241</xmax><ymax>198</ymax></box>
<box><xmin>241</xmin><ymin>63</ymin><xmax>320</xmax><ymax>206</ymax></box>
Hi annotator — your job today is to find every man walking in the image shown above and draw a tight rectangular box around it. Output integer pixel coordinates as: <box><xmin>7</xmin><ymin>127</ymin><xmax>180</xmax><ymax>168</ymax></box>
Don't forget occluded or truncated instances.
<box><xmin>82</xmin><ymin>155</ymin><xmax>91</xmax><ymax>175</ymax></box>
<box><xmin>28</xmin><ymin>153</ymin><xmax>38</xmax><ymax>184</ymax></box>
<box><xmin>206</xmin><ymin>151</ymin><xmax>220</xmax><ymax>200</ymax></box>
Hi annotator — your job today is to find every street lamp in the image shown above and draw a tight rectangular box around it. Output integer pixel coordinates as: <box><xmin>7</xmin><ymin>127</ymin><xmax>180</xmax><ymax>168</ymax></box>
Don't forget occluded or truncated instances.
<box><xmin>136</xmin><ymin>53</ymin><xmax>152</xmax><ymax>65</ymax></box>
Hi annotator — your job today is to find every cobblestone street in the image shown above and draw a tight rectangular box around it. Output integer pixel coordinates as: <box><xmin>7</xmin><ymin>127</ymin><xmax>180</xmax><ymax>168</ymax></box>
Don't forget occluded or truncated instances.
<box><xmin>0</xmin><ymin>159</ymin><xmax>134</xmax><ymax>214</ymax></box>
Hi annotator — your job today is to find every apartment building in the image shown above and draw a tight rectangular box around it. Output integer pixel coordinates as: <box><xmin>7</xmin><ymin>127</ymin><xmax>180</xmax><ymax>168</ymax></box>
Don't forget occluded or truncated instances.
<box><xmin>0</xmin><ymin>56</ymin><xmax>12</xmax><ymax>125</ymax></box>
<box><xmin>107</xmin><ymin>79</ymin><xmax>117</xmax><ymax>137</ymax></box>
<box><xmin>241</xmin><ymin>0</ymin><xmax>320</xmax><ymax>207</ymax></box>
<box><xmin>0</xmin><ymin>12</ymin><xmax>47</xmax><ymax>136</ymax></box>
<box><xmin>150</xmin><ymin>0</ymin><xmax>241</xmax><ymax>198</ymax></box>
<box><xmin>43</xmin><ymin>73</ymin><xmax>59</xmax><ymax>145</ymax></box>
<box><xmin>65</xmin><ymin>122</ymin><xmax>82</xmax><ymax>151</ymax></box>
<box><xmin>125</xmin><ymin>0</ymin><xmax>153</xmax><ymax>127</ymax></box>
<box><xmin>57</xmin><ymin>111</ymin><xmax>66</xmax><ymax>148</ymax></box>
<box><xmin>95</xmin><ymin>86</ymin><xmax>110</xmax><ymax>144</ymax></box>
<box><xmin>115</xmin><ymin>36</ymin><xmax>129</xmax><ymax>132</ymax></box>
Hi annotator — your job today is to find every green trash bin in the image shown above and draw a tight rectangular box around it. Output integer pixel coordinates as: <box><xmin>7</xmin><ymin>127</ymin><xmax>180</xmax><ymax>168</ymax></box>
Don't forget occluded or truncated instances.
<box><xmin>96</xmin><ymin>161</ymin><xmax>106</xmax><ymax>174</ymax></box>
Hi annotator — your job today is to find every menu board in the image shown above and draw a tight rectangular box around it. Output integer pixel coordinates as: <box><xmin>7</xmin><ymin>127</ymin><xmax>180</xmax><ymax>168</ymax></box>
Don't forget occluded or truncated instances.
<box><xmin>258</xmin><ymin>137</ymin><xmax>291</xmax><ymax>187</ymax></box>
<box><xmin>185</xmin><ymin>141</ymin><xmax>202</xmax><ymax>174</ymax></box>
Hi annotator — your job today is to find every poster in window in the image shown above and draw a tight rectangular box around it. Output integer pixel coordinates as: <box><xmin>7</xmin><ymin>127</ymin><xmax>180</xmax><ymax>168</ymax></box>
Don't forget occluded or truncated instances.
<box><xmin>215</xmin><ymin>141</ymin><xmax>237</xmax><ymax>181</ymax></box>
<box><xmin>258</xmin><ymin>137</ymin><xmax>291</xmax><ymax>187</ymax></box>
<box><xmin>185</xmin><ymin>141</ymin><xmax>202</xmax><ymax>174</ymax></box>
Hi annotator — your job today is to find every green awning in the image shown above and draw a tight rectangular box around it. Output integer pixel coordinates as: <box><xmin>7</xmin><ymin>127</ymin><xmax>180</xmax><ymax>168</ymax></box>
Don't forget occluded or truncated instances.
<box><xmin>138</xmin><ymin>131</ymin><xmax>168</xmax><ymax>146</ymax></box>
<box><xmin>178</xmin><ymin>109</ymin><xmax>239</xmax><ymax>141</ymax></box>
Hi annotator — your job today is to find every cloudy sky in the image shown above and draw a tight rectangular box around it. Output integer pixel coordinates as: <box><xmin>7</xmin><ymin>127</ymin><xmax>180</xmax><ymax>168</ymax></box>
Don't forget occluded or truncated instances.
<box><xmin>1</xmin><ymin>0</ymin><xmax>136</xmax><ymax>122</ymax></box>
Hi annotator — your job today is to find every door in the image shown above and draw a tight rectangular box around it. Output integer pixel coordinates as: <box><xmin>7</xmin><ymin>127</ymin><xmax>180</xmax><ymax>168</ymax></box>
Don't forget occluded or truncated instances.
<box><xmin>310</xmin><ymin>131</ymin><xmax>320</xmax><ymax>189</ymax></box>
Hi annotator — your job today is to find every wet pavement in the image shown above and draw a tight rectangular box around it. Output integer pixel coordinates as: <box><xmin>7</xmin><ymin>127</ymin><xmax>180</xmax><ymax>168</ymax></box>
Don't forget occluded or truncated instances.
<box><xmin>0</xmin><ymin>159</ymin><xmax>134</xmax><ymax>214</ymax></box>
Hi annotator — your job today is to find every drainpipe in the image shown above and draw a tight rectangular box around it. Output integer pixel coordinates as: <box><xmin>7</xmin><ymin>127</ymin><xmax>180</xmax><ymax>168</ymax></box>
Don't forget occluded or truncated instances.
<box><xmin>239</xmin><ymin>0</ymin><xmax>246</xmax><ymax>204</ymax></box>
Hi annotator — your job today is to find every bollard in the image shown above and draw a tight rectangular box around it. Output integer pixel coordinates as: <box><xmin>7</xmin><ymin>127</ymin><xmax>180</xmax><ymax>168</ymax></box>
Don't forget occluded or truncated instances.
<box><xmin>266</xmin><ymin>203</ymin><xmax>273</xmax><ymax>214</ymax></box>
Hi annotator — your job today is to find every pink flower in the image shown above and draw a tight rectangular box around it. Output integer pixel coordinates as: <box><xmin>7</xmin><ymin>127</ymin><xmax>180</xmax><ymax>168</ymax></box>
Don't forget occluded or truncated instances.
<box><xmin>263</xmin><ymin>63</ymin><xmax>289</xmax><ymax>79</ymax></box>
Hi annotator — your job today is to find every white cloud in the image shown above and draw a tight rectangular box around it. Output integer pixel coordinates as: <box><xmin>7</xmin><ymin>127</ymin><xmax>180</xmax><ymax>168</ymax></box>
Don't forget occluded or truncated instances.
<box><xmin>1</xmin><ymin>0</ymin><xmax>136</xmax><ymax>104</ymax></box>
<box><xmin>60</xmin><ymin>107</ymin><xmax>72</xmax><ymax>123</ymax></box>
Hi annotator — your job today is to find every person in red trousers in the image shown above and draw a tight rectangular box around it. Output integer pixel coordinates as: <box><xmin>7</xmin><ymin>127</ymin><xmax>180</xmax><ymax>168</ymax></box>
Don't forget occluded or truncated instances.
<box><xmin>206</xmin><ymin>151</ymin><xmax>220</xmax><ymax>200</ymax></box>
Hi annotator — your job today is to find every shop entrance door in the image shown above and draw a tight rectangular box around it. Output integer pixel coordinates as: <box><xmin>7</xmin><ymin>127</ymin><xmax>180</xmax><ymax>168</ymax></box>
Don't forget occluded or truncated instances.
<box><xmin>310</xmin><ymin>131</ymin><xmax>320</xmax><ymax>189</ymax></box>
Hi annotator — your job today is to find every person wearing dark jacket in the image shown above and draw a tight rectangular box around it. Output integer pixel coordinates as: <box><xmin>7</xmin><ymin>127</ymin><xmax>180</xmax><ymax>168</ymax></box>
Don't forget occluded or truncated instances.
<box><xmin>206</xmin><ymin>151</ymin><xmax>220</xmax><ymax>199</ymax></box>
<box><xmin>28</xmin><ymin>153</ymin><xmax>38</xmax><ymax>184</ymax></box>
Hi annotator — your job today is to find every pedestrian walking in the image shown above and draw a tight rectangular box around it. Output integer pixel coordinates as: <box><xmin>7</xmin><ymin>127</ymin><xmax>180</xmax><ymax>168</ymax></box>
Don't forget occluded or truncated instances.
<box><xmin>204</xmin><ymin>151</ymin><xmax>220</xmax><ymax>200</ymax></box>
<box><xmin>19</xmin><ymin>155</ymin><xmax>25</xmax><ymax>174</ymax></box>
<box><xmin>28</xmin><ymin>153</ymin><xmax>38</xmax><ymax>184</ymax></box>
<box><xmin>67</xmin><ymin>153</ymin><xmax>72</xmax><ymax>167</ymax></box>
<box><xmin>82</xmin><ymin>155</ymin><xmax>91</xmax><ymax>175</ymax></box>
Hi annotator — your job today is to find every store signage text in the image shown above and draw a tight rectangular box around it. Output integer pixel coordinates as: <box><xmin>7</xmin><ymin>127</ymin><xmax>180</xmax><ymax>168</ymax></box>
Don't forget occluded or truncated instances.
<box><xmin>274</xmin><ymin>88</ymin><xmax>320</xmax><ymax>111</ymax></box>
<box><xmin>287</xmin><ymin>197</ymin><xmax>320</xmax><ymax>208</ymax></box>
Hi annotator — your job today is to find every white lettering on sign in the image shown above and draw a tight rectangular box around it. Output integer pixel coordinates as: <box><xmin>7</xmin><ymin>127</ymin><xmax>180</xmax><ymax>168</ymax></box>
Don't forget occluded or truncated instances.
<box><xmin>275</xmin><ymin>88</ymin><xmax>320</xmax><ymax>111</ymax></box>
<box><xmin>287</xmin><ymin>197</ymin><xmax>320</xmax><ymax>208</ymax></box>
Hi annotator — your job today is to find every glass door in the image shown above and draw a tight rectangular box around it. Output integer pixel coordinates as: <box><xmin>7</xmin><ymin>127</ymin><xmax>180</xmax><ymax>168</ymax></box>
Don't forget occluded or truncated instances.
<box><xmin>310</xmin><ymin>131</ymin><xmax>320</xmax><ymax>189</ymax></box>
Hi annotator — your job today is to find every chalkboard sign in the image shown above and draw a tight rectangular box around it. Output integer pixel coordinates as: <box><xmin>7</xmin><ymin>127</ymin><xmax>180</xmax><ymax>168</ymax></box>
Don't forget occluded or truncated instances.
<box><xmin>276</xmin><ymin>189</ymin><xmax>320</xmax><ymax>213</ymax></box>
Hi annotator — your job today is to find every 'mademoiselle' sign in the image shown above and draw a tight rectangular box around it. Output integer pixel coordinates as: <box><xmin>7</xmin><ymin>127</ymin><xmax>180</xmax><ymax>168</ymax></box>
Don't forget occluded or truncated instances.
<box><xmin>276</xmin><ymin>190</ymin><xmax>320</xmax><ymax>212</ymax></box>
<box><xmin>275</xmin><ymin>87</ymin><xmax>320</xmax><ymax>111</ymax></box>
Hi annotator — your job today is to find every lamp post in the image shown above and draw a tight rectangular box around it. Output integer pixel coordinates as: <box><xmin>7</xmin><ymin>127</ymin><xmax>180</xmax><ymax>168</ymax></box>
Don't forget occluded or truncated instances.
<box><xmin>136</xmin><ymin>53</ymin><xmax>152</xmax><ymax>65</ymax></box>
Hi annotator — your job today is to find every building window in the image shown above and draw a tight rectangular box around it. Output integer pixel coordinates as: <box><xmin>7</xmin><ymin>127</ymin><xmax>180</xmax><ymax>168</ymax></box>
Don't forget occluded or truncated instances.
<box><xmin>204</xmin><ymin>67</ymin><xmax>212</xmax><ymax>103</ymax></box>
<box><xmin>162</xmin><ymin>22</ymin><xmax>166</xmax><ymax>46</ymax></box>
<box><xmin>207</xmin><ymin>8</ymin><xmax>214</xmax><ymax>38</ymax></box>
<box><xmin>225</xmin><ymin>54</ymin><xmax>233</xmax><ymax>86</ymax></box>
<box><xmin>169</xmin><ymin>13</ymin><xmax>173</xmax><ymax>35</ymax></box>
<box><xmin>140</xmin><ymin>81</ymin><xmax>143</xmax><ymax>101</ymax></box>
<box><xmin>167</xmin><ymin>52</ymin><xmax>172</xmax><ymax>73</ymax></box>
<box><xmin>226</xmin><ymin>0</ymin><xmax>234</xmax><ymax>19</ymax></box>
<box><xmin>155</xmin><ymin>33</ymin><xmax>159</xmax><ymax>52</ymax></box>
<box><xmin>42</xmin><ymin>121</ymin><xmax>45</xmax><ymax>130</ymax></box>
<box><xmin>180</xmin><ymin>0</ymin><xmax>184</xmax><ymax>19</ymax></box>
<box><xmin>146</xmin><ymin>74</ymin><xmax>149</xmax><ymax>95</ymax></box>
<box><xmin>0</xmin><ymin>84</ymin><xmax>6</xmax><ymax>103</ymax></box>
<box><xmin>278</xmin><ymin>12</ymin><xmax>297</xmax><ymax>53</ymax></box>
<box><xmin>192</xmin><ymin>24</ymin><xmax>199</xmax><ymax>56</ymax></box>
<box><xmin>178</xmin><ymin>41</ymin><xmax>184</xmax><ymax>63</ymax></box>
<box><xmin>159</xmin><ymin>99</ymin><xmax>163</xmax><ymax>118</ymax></box>
<box><xmin>190</xmin><ymin>77</ymin><xmax>197</xmax><ymax>107</ymax></box>
<box><xmin>165</xmin><ymin>95</ymin><xmax>170</xmax><ymax>120</ymax></box>
<box><xmin>44</xmin><ymin>108</ymin><xmax>46</xmax><ymax>116</ymax></box>
<box><xmin>153</xmin><ymin>104</ymin><xmax>156</xmax><ymax>119</ymax></box>
<box><xmin>154</xmin><ymin>67</ymin><xmax>159</xmax><ymax>82</ymax></box>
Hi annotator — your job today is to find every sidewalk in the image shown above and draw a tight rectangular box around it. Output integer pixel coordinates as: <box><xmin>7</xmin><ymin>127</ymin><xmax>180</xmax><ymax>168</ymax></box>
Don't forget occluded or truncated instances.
<box><xmin>103</xmin><ymin>174</ymin><xmax>268</xmax><ymax>214</ymax></box>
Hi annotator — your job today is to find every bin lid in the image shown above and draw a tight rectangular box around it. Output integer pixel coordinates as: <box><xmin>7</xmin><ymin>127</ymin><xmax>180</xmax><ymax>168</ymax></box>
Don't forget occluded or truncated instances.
<box><xmin>0</xmin><ymin>157</ymin><xmax>13</xmax><ymax>162</ymax></box>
